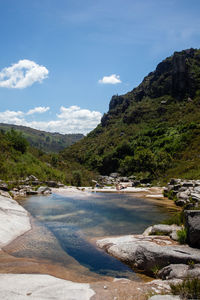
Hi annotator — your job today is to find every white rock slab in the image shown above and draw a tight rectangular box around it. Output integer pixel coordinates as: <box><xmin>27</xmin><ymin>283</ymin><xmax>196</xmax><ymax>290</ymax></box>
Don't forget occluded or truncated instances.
<box><xmin>0</xmin><ymin>274</ymin><xmax>95</xmax><ymax>300</ymax></box>
<box><xmin>0</xmin><ymin>195</ymin><xmax>31</xmax><ymax>248</ymax></box>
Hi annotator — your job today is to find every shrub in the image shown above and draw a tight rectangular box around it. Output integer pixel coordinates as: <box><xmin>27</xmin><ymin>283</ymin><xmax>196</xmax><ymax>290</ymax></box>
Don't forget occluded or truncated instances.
<box><xmin>71</xmin><ymin>170</ymin><xmax>82</xmax><ymax>187</ymax></box>
<box><xmin>170</xmin><ymin>277</ymin><xmax>200</xmax><ymax>299</ymax></box>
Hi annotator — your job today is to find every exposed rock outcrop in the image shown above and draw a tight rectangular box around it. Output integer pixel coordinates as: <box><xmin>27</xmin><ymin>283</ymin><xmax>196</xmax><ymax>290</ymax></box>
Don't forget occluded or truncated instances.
<box><xmin>97</xmin><ymin>235</ymin><xmax>200</xmax><ymax>275</ymax></box>
<box><xmin>0</xmin><ymin>195</ymin><xmax>31</xmax><ymax>249</ymax></box>
<box><xmin>185</xmin><ymin>210</ymin><xmax>200</xmax><ymax>248</ymax></box>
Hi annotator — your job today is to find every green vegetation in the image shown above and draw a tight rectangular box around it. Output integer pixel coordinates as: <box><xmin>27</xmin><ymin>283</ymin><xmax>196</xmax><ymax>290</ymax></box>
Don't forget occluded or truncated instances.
<box><xmin>62</xmin><ymin>49</ymin><xmax>200</xmax><ymax>183</ymax></box>
<box><xmin>162</xmin><ymin>211</ymin><xmax>184</xmax><ymax>226</ymax></box>
<box><xmin>177</xmin><ymin>228</ymin><xmax>187</xmax><ymax>244</ymax></box>
<box><xmin>0</xmin><ymin>123</ymin><xmax>83</xmax><ymax>153</ymax></box>
<box><xmin>0</xmin><ymin>129</ymin><xmax>95</xmax><ymax>185</ymax></box>
<box><xmin>170</xmin><ymin>277</ymin><xmax>200</xmax><ymax>299</ymax></box>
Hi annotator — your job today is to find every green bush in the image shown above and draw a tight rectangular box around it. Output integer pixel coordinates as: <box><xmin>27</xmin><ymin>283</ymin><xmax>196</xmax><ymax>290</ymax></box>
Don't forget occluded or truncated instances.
<box><xmin>71</xmin><ymin>170</ymin><xmax>82</xmax><ymax>187</ymax></box>
<box><xmin>170</xmin><ymin>277</ymin><xmax>200</xmax><ymax>299</ymax></box>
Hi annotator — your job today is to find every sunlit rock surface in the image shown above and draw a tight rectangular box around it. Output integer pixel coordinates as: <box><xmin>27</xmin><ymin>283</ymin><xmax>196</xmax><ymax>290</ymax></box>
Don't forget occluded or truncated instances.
<box><xmin>0</xmin><ymin>195</ymin><xmax>31</xmax><ymax>249</ymax></box>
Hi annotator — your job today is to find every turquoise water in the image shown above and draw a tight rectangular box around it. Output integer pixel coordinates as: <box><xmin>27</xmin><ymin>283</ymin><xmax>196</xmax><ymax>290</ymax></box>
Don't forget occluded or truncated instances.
<box><xmin>18</xmin><ymin>192</ymin><xmax>172</xmax><ymax>279</ymax></box>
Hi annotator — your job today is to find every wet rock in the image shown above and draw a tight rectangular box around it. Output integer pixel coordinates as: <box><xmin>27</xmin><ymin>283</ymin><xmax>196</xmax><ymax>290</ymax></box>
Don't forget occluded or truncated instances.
<box><xmin>185</xmin><ymin>210</ymin><xmax>200</xmax><ymax>248</ymax></box>
<box><xmin>26</xmin><ymin>189</ymin><xmax>38</xmax><ymax>195</ymax></box>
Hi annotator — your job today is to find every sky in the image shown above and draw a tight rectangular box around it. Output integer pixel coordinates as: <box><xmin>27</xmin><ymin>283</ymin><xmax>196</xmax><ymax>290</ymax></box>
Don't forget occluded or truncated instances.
<box><xmin>0</xmin><ymin>0</ymin><xmax>199</xmax><ymax>134</ymax></box>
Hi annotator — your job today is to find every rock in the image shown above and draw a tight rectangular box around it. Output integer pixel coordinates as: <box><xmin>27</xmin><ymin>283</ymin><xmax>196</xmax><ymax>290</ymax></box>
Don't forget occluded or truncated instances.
<box><xmin>45</xmin><ymin>181</ymin><xmax>59</xmax><ymax>188</ymax></box>
<box><xmin>191</xmin><ymin>192</ymin><xmax>200</xmax><ymax>202</ymax></box>
<box><xmin>37</xmin><ymin>186</ymin><xmax>52</xmax><ymax>194</ymax></box>
<box><xmin>0</xmin><ymin>195</ymin><xmax>31</xmax><ymax>249</ymax></box>
<box><xmin>26</xmin><ymin>175</ymin><xmax>38</xmax><ymax>181</ymax></box>
<box><xmin>151</xmin><ymin>224</ymin><xmax>182</xmax><ymax>235</ymax></box>
<box><xmin>158</xmin><ymin>263</ymin><xmax>200</xmax><ymax>280</ymax></box>
<box><xmin>0</xmin><ymin>190</ymin><xmax>12</xmax><ymax>198</ymax></box>
<box><xmin>185</xmin><ymin>210</ymin><xmax>200</xmax><ymax>248</ymax></box>
<box><xmin>26</xmin><ymin>189</ymin><xmax>38</xmax><ymax>195</ymax></box>
<box><xmin>97</xmin><ymin>235</ymin><xmax>200</xmax><ymax>275</ymax></box>
<box><xmin>175</xmin><ymin>199</ymin><xmax>186</xmax><ymax>207</ymax></box>
<box><xmin>0</xmin><ymin>182</ymin><xmax>9</xmax><ymax>191</ymax></box>
<box><xmin>143</xmin><ymin>225</ymin><xmax>182</xmax><ymax>241</ymax></box>
<box><xmin>149</xmin><ymin>296</ymin><xmax>180</xmax><ymax>300</ymax></box>
<box><xmin>0</xmin><ymin>274</ymin><xmax>95</xmax><ymax>300</ymax></box>
<box><xmin>177</xmin><ymin>191</ymin><xmax>190</xmax><ymax>200</ymax></box>
<box><xmin>110</xmin><ymin>173</ymin><xmax>119</xmax><ymax>178</ymax></box>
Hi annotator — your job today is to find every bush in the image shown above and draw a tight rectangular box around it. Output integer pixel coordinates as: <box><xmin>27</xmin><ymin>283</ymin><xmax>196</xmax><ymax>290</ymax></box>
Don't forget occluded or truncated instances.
<box><xmin>6</xmin><ymin>129</ymin><xmax>28</xmax><ymax>154</ymax></box>
<box><xmin>71</xmin><ymin>170</ymin><xmax>82</xmax><ymax>187</ymax></box>
<box><xmin>170</xmin><ymin>277</ymin><xmax>200</xmax><ymax>299</ymax></box>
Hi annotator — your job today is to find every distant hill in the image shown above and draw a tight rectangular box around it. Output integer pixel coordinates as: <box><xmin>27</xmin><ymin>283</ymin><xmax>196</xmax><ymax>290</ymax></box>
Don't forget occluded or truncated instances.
<box><xmin>62</xmin><ymin>48</ymin><xmax>200</xmax><ymax>183</ymax></box>
<box><xmin>0</xmin><ymin>124</ymin><xmax>84</xmax><ymax>153</ymax></box>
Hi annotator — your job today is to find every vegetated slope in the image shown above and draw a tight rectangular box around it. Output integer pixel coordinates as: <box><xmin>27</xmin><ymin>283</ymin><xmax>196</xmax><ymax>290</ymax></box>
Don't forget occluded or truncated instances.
<box><xmin>0</xmin><ymin>129</ymin><xmax>94</xmax><ymax>186</ymax></box>
<box><xmin>62</xmin><ymin>48</ymin><xmax>200</xmax><ymax>183</ymax></box>
<box><xmin>0</xmin><ymin>123</ymin><xmax>84</xmax><ymax>153</ymax></box>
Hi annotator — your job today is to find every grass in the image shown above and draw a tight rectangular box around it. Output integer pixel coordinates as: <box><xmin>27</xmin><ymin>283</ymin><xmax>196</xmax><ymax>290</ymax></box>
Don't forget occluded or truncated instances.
<box><xmin>170</xmin><ymin>277</ymin><xmax>200</xmax><ymax>299</ymax></box>
<box><xmin>162</xmin><ymin>211</ymin><xmax>184</xmax><ymax>226</ymax></box>
<box><xmin>177</xmin><ymin>228</ymin><xmax>187</xmax><ymax>244</ymax></box>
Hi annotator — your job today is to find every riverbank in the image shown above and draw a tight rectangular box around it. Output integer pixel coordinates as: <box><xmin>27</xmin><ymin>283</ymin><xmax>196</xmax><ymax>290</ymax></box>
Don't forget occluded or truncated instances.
<box><xmin>0</xmin><ymin>187</ymin><xmax>182</xmax><ymax>299</ymax></box>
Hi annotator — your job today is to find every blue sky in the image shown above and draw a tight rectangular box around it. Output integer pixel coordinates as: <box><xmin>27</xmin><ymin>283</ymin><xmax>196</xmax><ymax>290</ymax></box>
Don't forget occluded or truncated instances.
<box><xmin>0</xmin><ymin>0</ymin><xmax>199</xmax><ymax>134</ymax></box>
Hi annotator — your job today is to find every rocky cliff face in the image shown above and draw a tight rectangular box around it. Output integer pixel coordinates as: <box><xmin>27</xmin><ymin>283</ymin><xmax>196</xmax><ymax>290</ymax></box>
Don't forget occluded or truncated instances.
<box><xmin>102</xmin><ymin>48</ymin><xmax>200</xmax><ymax>126</ymax></box>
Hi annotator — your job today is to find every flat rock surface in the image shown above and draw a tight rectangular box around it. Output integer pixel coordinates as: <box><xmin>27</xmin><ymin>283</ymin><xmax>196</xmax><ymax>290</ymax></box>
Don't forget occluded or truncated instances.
<box><xmin>0</xmin><ymin>274</ymin><xmax>95</xmax><ymax>300</ymax></box>
<box><xmin>0</xmin><ymin>195</ymin><xmax>31</xmax><ymax>249</ymax></box>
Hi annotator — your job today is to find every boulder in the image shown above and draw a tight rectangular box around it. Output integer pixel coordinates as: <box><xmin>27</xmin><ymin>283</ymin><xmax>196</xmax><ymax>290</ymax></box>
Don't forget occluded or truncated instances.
<box><xmin>26</xmin><ymin>175</ymin><xmax>38</xmax><ymax>182</ymax></box>
<box><xmin>185</xmin><ymin>210</ymin><xmax>200</xmax><ymax>248</ymax></box>
<box><xmin>97</xmin><ymin>235</ymin><xmax>200</xmax><ymax>275</ymax></box>
<box><xmin>26</xmin><ymin>189</ymin><xmax>38</xmax><ymax>195</ymax></box>
<box><xmin>0</xmin><ymin>182</ymin><xmax>9</xmax><ymax>191</ymax></box>
<box><xmin>143</xmin><ymin>224</ymin><xmax>182</xmax><ymax>241</ymax></box>
<box><xmin>45</xmin><ymin>181</ymin><xmax>59</xmax><ymax>188</ymax></box>
<box><xmin>190</xmin><ymin>193</ymin><xmax>200</xmax><ymax>202</ymax></box>
<box><xmin>158</xmin><ymin>263</ymin><xmax>200</xmax><ymax>280</ymax></box>
<box><xmin>37</xmin><ymin>186</ymin><xmax>52</xmax><ymax>194</ymax></box>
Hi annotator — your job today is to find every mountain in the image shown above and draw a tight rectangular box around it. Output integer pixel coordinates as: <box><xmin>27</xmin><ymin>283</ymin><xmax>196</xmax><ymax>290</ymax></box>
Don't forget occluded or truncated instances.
<box><xmin>62</xmin><ymin>48</ymin><xmax>200</xmax><ymax>183</ymax></box>
<box><xmin>0</xmin><ymin>129</ymin><xmax>95</xmax><ymax>185</ymax></box>
<box><xmin>0</xmin><ymin>124</ymin><xmax>84</xmax><ymax>153</ymax></box>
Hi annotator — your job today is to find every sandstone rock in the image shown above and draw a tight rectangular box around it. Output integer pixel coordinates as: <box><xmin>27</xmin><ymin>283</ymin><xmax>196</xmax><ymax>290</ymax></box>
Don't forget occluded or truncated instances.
<box><xmin>185</xmin><ymin>210</ymin><xmax>200</xmax><ymax>248</ymax></box>
<box><xmin>158</xmin><ymin>263</ymin><xmax>200</xmax><ymax>280</ymax></box>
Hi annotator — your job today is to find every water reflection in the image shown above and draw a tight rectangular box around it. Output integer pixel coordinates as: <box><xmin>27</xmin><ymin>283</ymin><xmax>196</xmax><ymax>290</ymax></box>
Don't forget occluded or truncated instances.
<box><xmin>18</xmin><ymin>192</ymin><xmax>172</xmax><ymax>279</ymax></box>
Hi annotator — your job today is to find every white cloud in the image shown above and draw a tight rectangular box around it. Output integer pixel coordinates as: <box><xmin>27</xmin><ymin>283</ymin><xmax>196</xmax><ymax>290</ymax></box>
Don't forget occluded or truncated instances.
<box><xmin>27</xmin><ymin>106</ymin><xmax>50</xmax><ymax>115</ymax></box>
<box><xmin>0</xmin><ymin>106</ymin><xmax>102</xmax><ymax>135</ymax></box>
<box><xmin>0</xmin><ymin>59</ymin><xmax>49</xmax><ymax>89</ymax></box>
<box><xmin>98</xmin><ymin>74</ymin><xmax>121</xmax><ymax>84</ymax></box>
